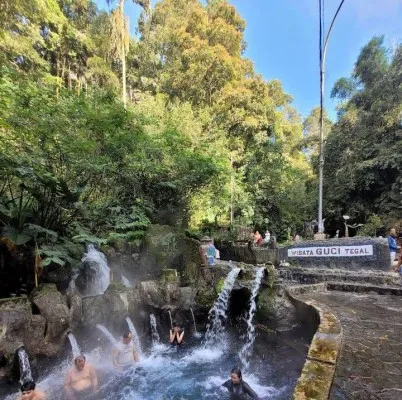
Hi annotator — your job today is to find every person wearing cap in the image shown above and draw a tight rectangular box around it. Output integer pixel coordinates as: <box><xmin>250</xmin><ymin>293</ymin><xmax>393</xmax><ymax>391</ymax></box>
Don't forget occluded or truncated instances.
<box><xmin>64</xmin><ymin>355</ymin><xmax>98</xmax><ymax>400</ymax></box>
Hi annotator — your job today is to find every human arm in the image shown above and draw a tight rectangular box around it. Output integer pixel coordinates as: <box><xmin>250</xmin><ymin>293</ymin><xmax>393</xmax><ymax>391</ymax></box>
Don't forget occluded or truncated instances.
<box><xmin>112</xmin><ymin>347</ymin><xmax>120</xmax><ymax>368</ymax></box>
<box><xmin>64</xmin><ymin>370</ymin><xmax>74</xmax><ymax>398</ymax></box>
<box><xmin>177</xmin><ymin>330</ymin><xmax>184</xmax><ymax>344</ymax></box>
<box><xmin>90</xmin><ymin>365</ymin><xmax>98</xmax><ymax>390</ymax></box>
<box><xmin>133</xmin><ymin>348</ymin><xmax>139</xmax><ymax>362</ymax></box>
<box><xmin>388</xmin><ymin>237</ymin><xmax>398</xmax><ymax>251</ymax></box>
<box><xmin>169</xmin><ymin>329</ymin><xmax>175</xmax><ymax>343</ymax></box>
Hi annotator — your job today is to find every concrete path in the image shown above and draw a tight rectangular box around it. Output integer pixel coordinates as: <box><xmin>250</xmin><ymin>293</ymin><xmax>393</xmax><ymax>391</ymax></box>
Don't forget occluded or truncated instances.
<box><xmin>299</xmin><ymin>291</ymin><xmax>402</xmax><ymax>400</ymax></box>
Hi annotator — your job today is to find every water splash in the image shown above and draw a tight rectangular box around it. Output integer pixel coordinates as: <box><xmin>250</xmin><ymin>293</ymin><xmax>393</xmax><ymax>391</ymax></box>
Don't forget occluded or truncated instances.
<box><xmin>205</xmin><ymin>267</ymin><xmax>240</xmax><ymax>345</ymax></box>
<box><xmin>81</xmin><ymin>244</ymin><xmax>110</xmax><ymax>296</ymax></box>
<box><xmin>189</xmin><ymin>307</ymin><xmax>197</xmax><ymax>334</ymax></box>
<box><xmin>167</xmin><ymin>310</ymin><xmax>173</xmax><ymax>329</ymax></box>
<box><xmin>125</xmin><ymin>317</ymin><xmax>143</xmax><ymax>356</ymax></box>
<box><xmin>67</xmin><ymin>332</ymin><xmax>81</xmax><ymax>359</ymax></box>
<box><xmin>121</xmin><ymin>275</ymin><xmax>131</xmax><ymax>287</ymax></box>
<box><xmin>239</xmin><ymin>267</ymin><xmax>265</xmax><ymax>370</ymax></box>
<box><xmin>96</xmin><ymin>324</ymin><xmax>117</xmax><ymax>345</ymax></box>
<box><xmin>149</xmin><ymin>314</ymin><xmax>160</xmax><ymax>346</ymax></box>
<box><xmin>17</xmin><ymin>347</ymin><xmax>33</xmax><ymax>384</ymax></box>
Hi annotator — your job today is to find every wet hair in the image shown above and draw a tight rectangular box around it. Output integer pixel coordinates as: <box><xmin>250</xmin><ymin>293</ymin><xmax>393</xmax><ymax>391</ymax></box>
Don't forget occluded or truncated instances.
<box><xmin>172</xmin><ymin>321</ymin><xmax>178</xmax><ymax>328</ymax></box>
<box><xmin>21</xmin><ymin>381</ymin><xmax>36</xmax><ymax>392</ymax></box>
<box><xmin>74</xmin><ymin>355</ymin><xmax>86</xmax><ymax>363</ymax></box>
<box><xmin>123</xmin><ymin>332</ymin><xmax>131</xmax><ymax>339</ymax></box>
<box><xmin>231</xmin><ymin>367</ymin><xmax>242</xmax><ymax>379</ymax></box>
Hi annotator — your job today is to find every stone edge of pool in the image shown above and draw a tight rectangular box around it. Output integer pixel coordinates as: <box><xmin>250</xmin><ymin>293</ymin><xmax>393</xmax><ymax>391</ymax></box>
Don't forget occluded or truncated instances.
<box><xmin>285</xmin><ymin>283</ymin><xmax>342</xmax><ymax>400</ymax></box>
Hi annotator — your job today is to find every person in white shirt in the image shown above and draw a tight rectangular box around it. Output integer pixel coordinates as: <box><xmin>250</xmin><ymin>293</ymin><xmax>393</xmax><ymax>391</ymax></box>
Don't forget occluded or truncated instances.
<box><xmin>112</xmin><ymin>332</ymin><xmax>139</xmax><ymax>371</ymax></box>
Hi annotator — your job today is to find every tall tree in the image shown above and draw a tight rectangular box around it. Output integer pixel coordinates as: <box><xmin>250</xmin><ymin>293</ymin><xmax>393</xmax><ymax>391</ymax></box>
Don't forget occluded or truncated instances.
<box><xmin>107</xmin><ymin>0</ymin><xmax>149</xmax><ymax>107</ymax></box>
<box><xmin>324</xmin><ymin>36</ymin><xmax>402</xmax><ymax>231</ymax></box>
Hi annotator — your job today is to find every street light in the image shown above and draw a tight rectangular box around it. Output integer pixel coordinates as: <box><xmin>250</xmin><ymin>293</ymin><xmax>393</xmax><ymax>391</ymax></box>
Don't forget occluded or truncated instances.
<box><xmin>317</xmin><ymin>0</ymin><xmax>347</xmax><ymax>235</ymax></box>
<box><xmin>343</xmin><ymin>215</ymin><xmax>350</xmax><ymax>237</ymax></box>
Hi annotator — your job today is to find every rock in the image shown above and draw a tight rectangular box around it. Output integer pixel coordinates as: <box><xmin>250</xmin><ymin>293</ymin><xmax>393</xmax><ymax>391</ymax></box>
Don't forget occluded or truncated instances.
<box><xmin>31</xmin><ymin>284</ymin><xmax>70</xmax><ymax>340</ymax></box>
<box><xmin>67</xmin><ymin>294</ymin><xmax>82</xmax><ymax>329</ymax></box>
<box><xmin>40</xmin><ymin>263</ymin><xmax>72</xmax><ymax>293</ymax></box>
<box><xmin>103</xmin><ymin>283</ymin><xmax>130</xmax><ymax>326</ymax></box>
<box><xmin>81</xmin><ymin>295</ymin><xmax>107</xmax><ymax>327</ymax></box>
<box><xmin>179</xmin><ymin>287</ymin><xmax>197</xmax><ymax>309</ymax></box>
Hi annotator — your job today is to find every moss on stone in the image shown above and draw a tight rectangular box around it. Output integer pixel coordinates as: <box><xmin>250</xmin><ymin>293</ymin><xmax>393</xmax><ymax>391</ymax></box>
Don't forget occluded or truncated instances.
<box><xmin>292</xmin><ymin>359</ymin><xmax>335</xmax><ymax>400</ymax></box>
<box><xmin>216</xmin><ymin>277</ymin><xmax>225</xmax><ymax>293</ymax></box>
<box><xmin>195</xmin><ymin>288</ymin><xmax>217</xmax><ymax>309</ymax></box>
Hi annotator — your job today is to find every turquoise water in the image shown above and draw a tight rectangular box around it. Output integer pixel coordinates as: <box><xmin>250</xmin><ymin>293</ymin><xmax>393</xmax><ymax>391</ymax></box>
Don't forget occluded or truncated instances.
<box><xmin>9</xmin><ymin>325</ymin><xmax>307</xmax><ymax>400</ymax></box>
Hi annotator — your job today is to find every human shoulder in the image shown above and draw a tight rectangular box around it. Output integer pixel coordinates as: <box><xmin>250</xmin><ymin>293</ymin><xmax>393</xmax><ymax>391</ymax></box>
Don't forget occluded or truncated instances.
<box><xmin>222</xmin><ymin>379</ymin><xmax>231</xmax><ymax>388</ymax></box>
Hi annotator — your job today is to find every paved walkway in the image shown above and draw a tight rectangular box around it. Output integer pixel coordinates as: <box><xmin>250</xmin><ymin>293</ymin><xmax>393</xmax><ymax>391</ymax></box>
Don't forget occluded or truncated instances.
<box><xmin>299</xmin><ymin>291</ymin><xmax>402</xmax><ymax>400</ymax></box>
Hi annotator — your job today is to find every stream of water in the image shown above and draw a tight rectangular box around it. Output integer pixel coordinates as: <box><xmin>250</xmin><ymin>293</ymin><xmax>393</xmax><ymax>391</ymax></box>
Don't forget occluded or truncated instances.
<box><xmin>67</xmin><ymin>332</ymin><xmax>82</xmax><ymax>359</ymax></box>
<box><xmin>17</xmin><ymin>347</ymin><xmax>33</xmax><ymax>384</ymax></box>
<box><xmin>205</xmin><ymin>267</ymin><xmax>240</xmax><ymax>345</ymax></box>
<box><xmin>238</xmin><ymin>267</ymin><xmax>265</xmax><ymax>370</ymax></box>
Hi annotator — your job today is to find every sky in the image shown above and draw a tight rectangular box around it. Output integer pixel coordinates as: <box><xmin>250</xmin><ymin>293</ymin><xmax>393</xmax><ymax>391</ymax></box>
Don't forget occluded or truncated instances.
<box><xmin>95</xmin><ymin>0</ymin><xmax>402</xmax><ymax>120</ymax></box>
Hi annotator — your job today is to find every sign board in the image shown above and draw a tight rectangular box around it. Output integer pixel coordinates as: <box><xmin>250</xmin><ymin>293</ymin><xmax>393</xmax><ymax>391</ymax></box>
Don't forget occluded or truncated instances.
<box><xmin>288</xmin><ymin>245</ymin><xmax>373</xmax><ymax>258</ymax></box>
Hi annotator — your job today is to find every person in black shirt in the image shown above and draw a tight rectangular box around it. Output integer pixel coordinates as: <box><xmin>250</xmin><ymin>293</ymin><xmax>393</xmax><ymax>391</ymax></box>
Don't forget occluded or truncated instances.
<box><xmin>222</xmin><ymin>367</ymin><xmax>260</xmax><ymax>399</ymax></box>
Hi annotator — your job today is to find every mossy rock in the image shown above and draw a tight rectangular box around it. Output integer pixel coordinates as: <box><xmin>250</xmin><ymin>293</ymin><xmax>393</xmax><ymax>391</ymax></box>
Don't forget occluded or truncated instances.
<box><xmin>195</xmin><ymin>288</ymin><xmax>217</xmax><ymax>309</ymax></box>
<box><xmin>160</xmin><ymin>268</ymin><xmax>180</xmax><ymax>284</ymax></box>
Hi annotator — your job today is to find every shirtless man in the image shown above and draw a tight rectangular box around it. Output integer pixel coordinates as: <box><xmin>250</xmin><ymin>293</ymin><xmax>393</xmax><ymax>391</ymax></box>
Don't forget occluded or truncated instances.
<box><xmin>113</xmin><ymin>332</ymin><xmax>139</xmax><ymax>371</ymax></box>
<box><xmin>64</xmin><ymin>355</ymin><xmax>98</xmax><ymax>400</ymax></box>
<box><xmin>18</xmin><ymin>381</ymin><xmax>46</xmax><ymax>400</ymax></box>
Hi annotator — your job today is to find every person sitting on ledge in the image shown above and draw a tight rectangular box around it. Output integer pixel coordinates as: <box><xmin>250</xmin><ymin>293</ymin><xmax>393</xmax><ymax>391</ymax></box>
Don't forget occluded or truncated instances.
<box><xmin>64</xmin><ymin>355</ymin><xmax>98</xmax><ymax>400</ymax></box>
<box><xmin>169</xmin><ymin>321</ymin><xmax>184</xmax><ymax>346</ymax></box>
<box><xmin>222</xmin><ymin>367</ymin><xmax>260</xmax><ymax>399</ymax></box>
<box><xmin>19</xmin><ymin>381</ymin><xmax>46</xmax><ymax>400</ymax></box>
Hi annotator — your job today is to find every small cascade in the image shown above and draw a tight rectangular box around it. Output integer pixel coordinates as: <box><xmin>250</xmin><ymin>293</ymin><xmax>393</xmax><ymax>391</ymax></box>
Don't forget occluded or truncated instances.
<box><xmin>17</xmin><ymin>347</ymin><xmax>33</xmax><ymax>384</ymax></box>
<box><xmin>125</xmin><ymin>317</ymin><xmax>143</xmax><ymax>356</ymax></box>
<box><xmin>238</xmin><ymin>267</ymin><xmax>265</xmax><ymax>370</ymax></box>
<box><xmin>67</xmin><ymin>332</ymin><xmax>81</xmax><ymax>359</ymax></box>
<box><xmin>149</xmin><ymin>314</ymin><xmax>160</xmax><ymax>346</ymax></box>
<box><xmin>96</xmin><ymin>324</ymin><xmax>117</xmax><ymax>345</ymax></box>
<box><xmin>121</xmin><ymin>275</ymin><xmax>131</xmax><ymax>287</ymax></box>
<box><xmin>81</xmin><ymin>244</ymin><xmax>110</xmax><ymax>296</ymax></box>
<box><xmin>205</xmin><ymin>267</ymin><xmax>240</xmax><ymax>345</ymax></box>
<box><xmin>189</xmin><ymin>307</ymin><xmax>197</xmax><ymax>334</ymax></box>
<box><xmin>167</xmin><ymin>310</ymin><xmax>173</xmax><ymax>329</ymax></box>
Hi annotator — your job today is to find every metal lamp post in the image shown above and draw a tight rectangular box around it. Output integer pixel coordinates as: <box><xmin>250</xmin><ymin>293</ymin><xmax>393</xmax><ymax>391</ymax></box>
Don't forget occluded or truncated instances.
<box><xmin>317</xmin><ymin>0</ymin><xmax>347</xmax><ymax>234</ymax></box>
<box><xmin>343</xmin><ymin>215</ymin><xmax>350</xmax><ymax>237</ymax></box>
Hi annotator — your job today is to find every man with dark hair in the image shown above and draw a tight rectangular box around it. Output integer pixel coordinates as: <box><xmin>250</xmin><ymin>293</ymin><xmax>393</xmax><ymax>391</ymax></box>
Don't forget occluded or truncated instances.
<box><xmin>113</xmin><ymin>332</ymin><xmax>139</xmax><ymax>370</ymax></box>
<box><xmin>64</xmin><ymin>355</ymin><xmax>98</xmax><ymax>400</ymax></box>
<box><xmin>18</xmin><ymin>381</ymin><xmax>46</xmax><ymax>400</ymax></box>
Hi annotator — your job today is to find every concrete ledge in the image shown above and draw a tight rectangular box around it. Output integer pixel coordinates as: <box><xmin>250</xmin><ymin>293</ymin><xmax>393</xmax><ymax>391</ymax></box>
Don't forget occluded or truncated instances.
<box><xmin>287</xmin><ymin>287</ymin><xmax>343</xmax><ymax>400</ymax></box>
<box><xmin>327</xmin><ymin>282</ymin><xmax>402</xmax><ymax>296</ymax></box>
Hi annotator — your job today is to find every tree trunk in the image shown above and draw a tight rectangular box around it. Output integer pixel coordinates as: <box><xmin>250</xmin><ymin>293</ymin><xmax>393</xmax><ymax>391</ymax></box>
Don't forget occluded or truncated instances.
<box><xmin>119</xmin><ymin>0</ymin><xmax>127</xmax><ymax>108</ymax></box>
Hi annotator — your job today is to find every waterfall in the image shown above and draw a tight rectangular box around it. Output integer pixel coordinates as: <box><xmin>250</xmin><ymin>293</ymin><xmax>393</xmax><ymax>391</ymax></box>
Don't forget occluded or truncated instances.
<box><xmin>96</xmin><ymin>324</ymin><xmax>117</xmax><ymax>345</ymax></box>
<box><xmin>67</xmin><ymin>332</ymin><xmax>81</xmax><ymax>359</ymax></box>
<box><xmin>121</xmin><ymin>275</ymin><xmax>131</xmax><ymax>287</ymax></box>
<box><xmin>149</xmin><ymin>314</ymin><xmax>160</xmax><ymax>345</ymax></box>
<box><xmin>167</xmin><ymin>310</ymin><xmax>173</xmax><ymax>329</ymax></box>
<box><xmin>205</xmin><ymin>267</ymin><xmax>240</xmax><ymax>345</ymax></box>
<box><xmin>189</xmin><ymin>308</ymin><xmax>197</xmax><ymax>334</ymax></box>
<box><xmin>17</xmin><ymin>347</ymin><xmax>33</xmax><ymax>384</ymax></box>
<box><xmin>238</xmin><ymin>267</ymin><xmax>265</xmax><ymax>370</ymax></box>
<box><xmin>125</xmin><ymin>317</ymin><xmax>143</xmax><ymax>356</ymax></box>
<box><xmin>81</xmin><ymin>244</ymin><xmax>110</xmax><ymax>296</ymax></box>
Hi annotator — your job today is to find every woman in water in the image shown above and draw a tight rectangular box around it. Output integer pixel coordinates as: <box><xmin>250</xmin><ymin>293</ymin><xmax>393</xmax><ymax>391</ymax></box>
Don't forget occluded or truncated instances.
<box><xmin>222</xmin><ymin>367</ymin><xmax>260</xmax><ymax>399</ymax></box>
<box><xmin>169</xmin><ymin>321</ymin><xmax>184</xmax><ymax>346</ymax></box>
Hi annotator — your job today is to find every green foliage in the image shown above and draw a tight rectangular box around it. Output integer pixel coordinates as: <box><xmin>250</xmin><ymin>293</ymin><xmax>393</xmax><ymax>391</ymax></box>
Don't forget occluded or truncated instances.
<box><xmin>0</xmin><ymin>0</ymin><xmax>317</xmax><ymax>278</ymax></box>
<box><xmin>359</xmin><ymin>214</ymin><xmax>383</xmax><ymax>237</ymax></box>
<box><xmin>324</xmin><ymin>37</ymin><xmax>402</xmax><ymax>233</ymax></box>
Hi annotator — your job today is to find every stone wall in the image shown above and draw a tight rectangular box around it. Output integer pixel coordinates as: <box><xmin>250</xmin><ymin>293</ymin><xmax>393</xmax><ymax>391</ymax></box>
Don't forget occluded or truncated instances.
<box><xmin>280</xmin><ymin>237</ymin><xmax>390</xmax><ymax>271</ymax></box>
<box><xmin>218</xmin><ymin>242</ymin><xmax>278</xmax><ymax>265</ymax></box>
<box><xmin>0</xmin><ymin>284</ymin><xmax>82</xmax><ymax>378</ymax></box>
